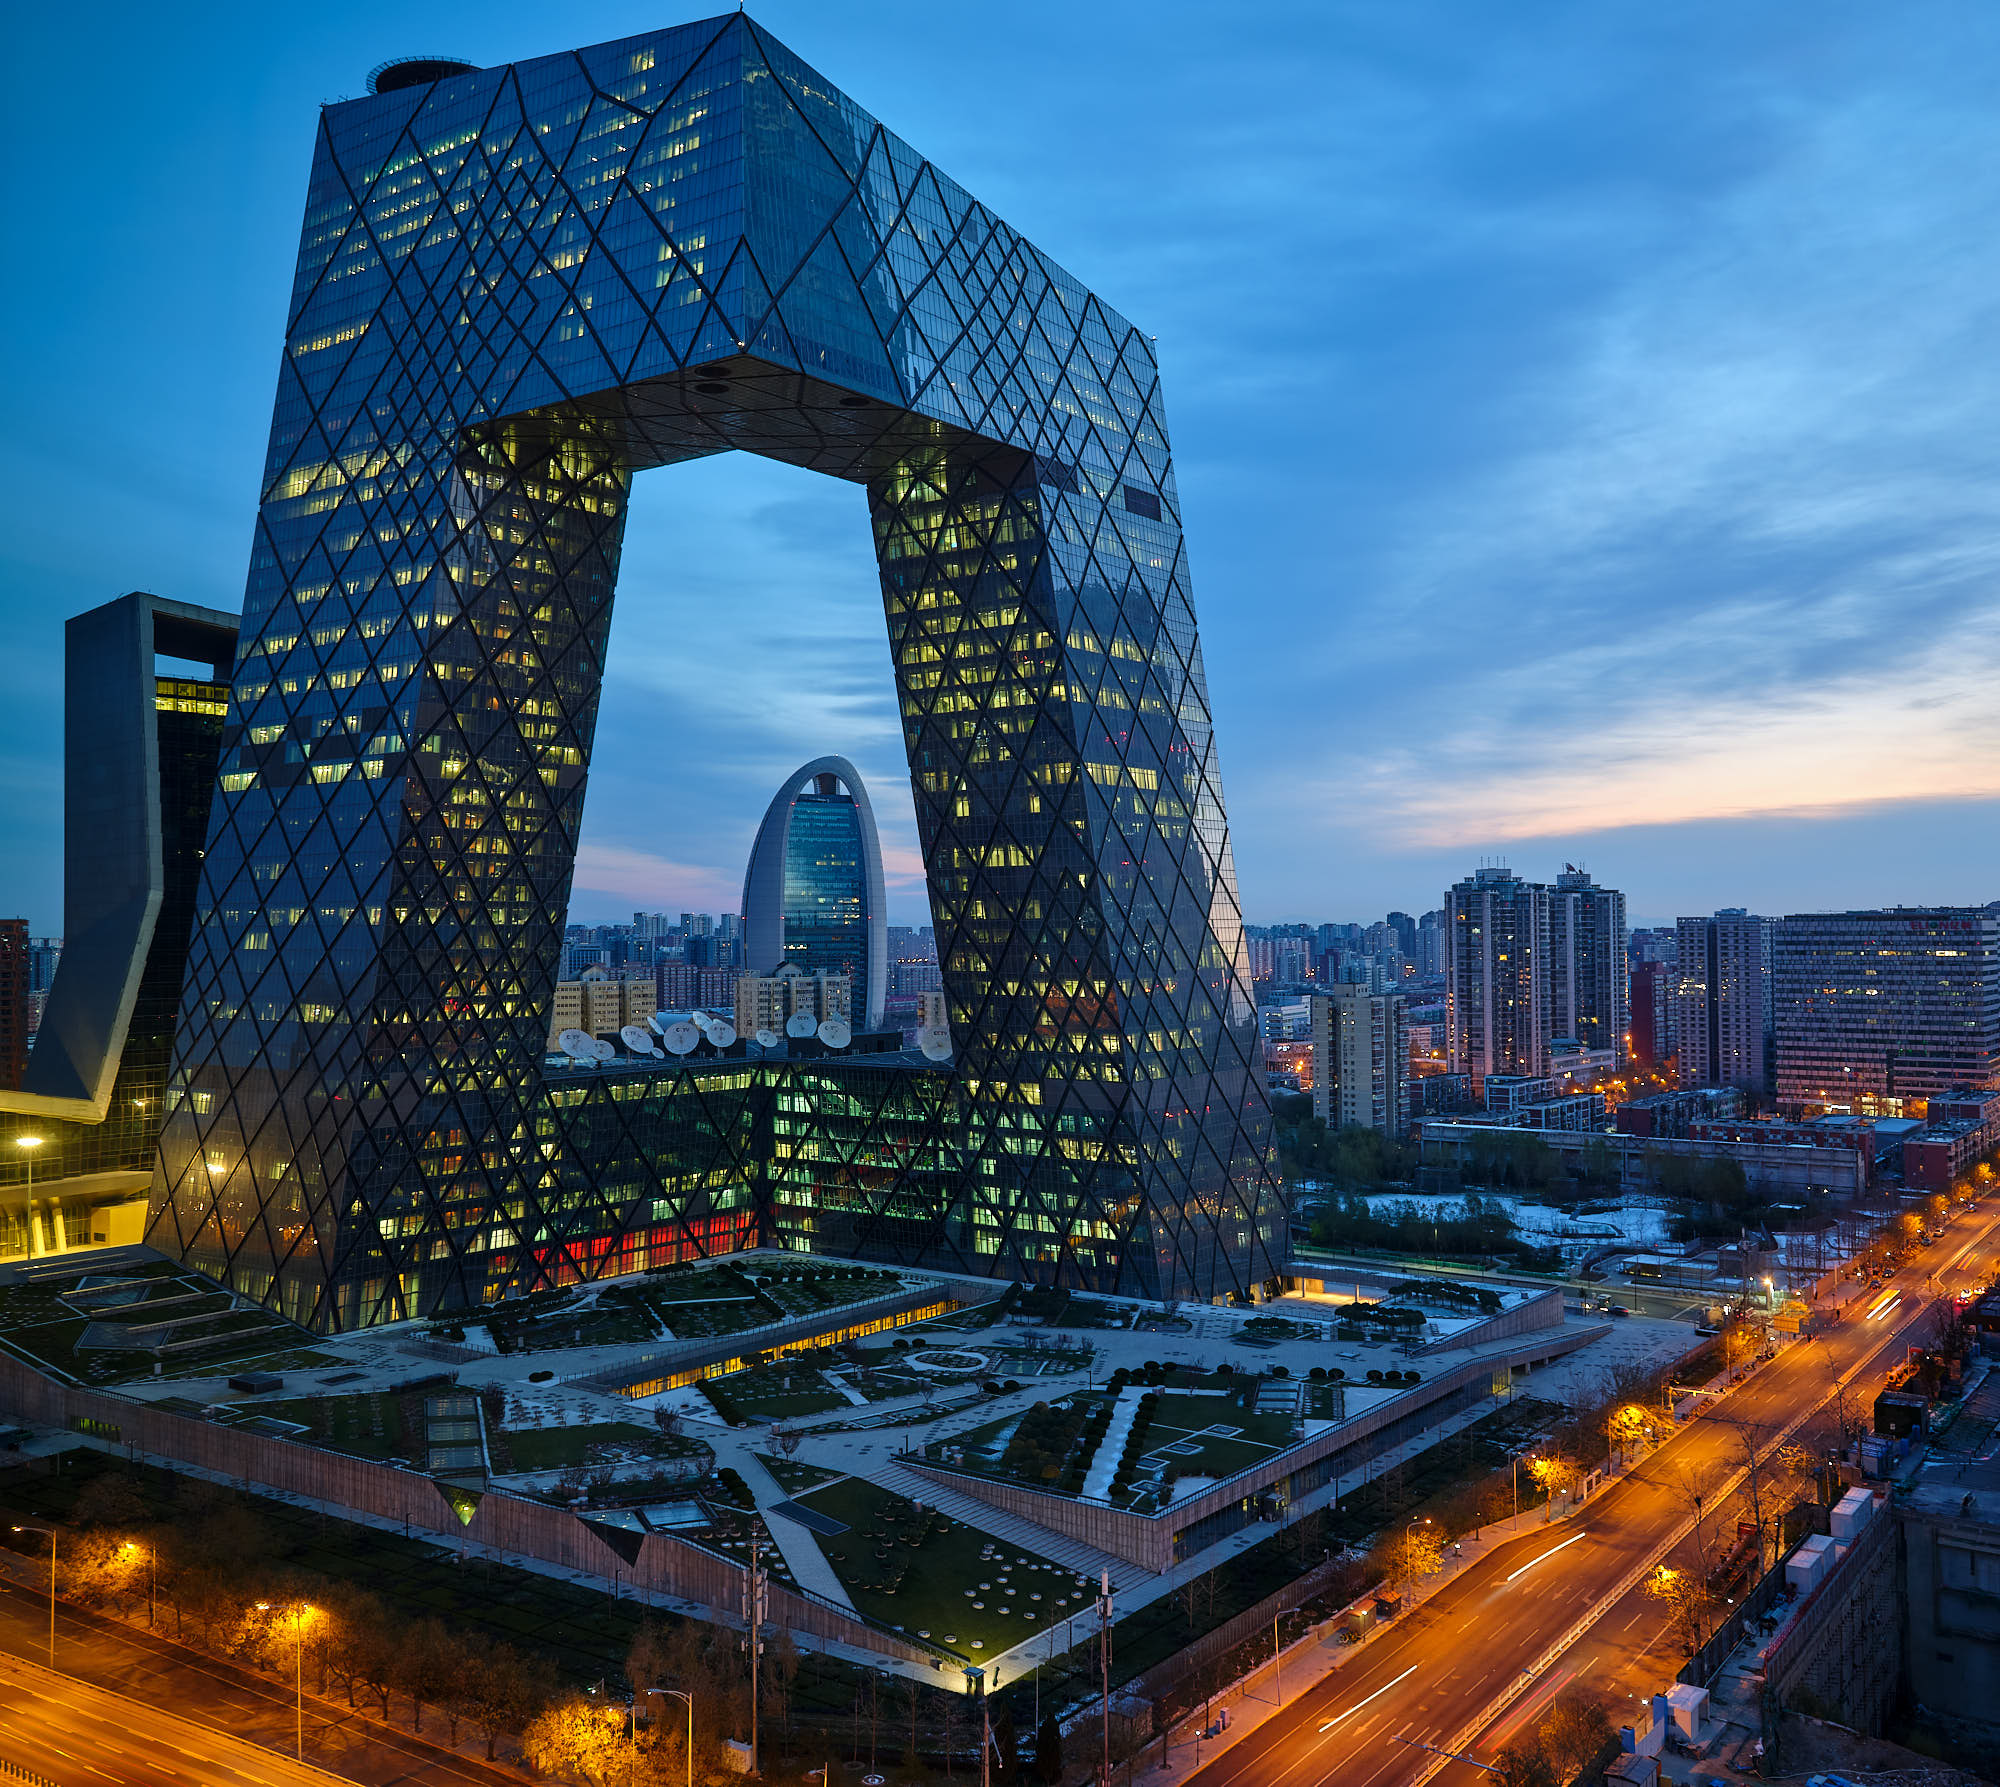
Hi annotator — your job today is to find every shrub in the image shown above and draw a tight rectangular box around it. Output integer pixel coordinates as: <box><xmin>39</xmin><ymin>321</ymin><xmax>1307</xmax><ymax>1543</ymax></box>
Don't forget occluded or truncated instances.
<box><xmin>1271</xmin><ymin>1365</ymin><xmax>1290</xmax><ymax>1379</ymax></box>
<box><xmin>1309</xmin><ymin>1366</ymin><xmax>1326</xmax><ymax>1381</ymax></box>
<box><xmin>528</xmin><ymin>1369</ymin><xmax>554</xmax><ymax>1383</ymax></box>
<box><xmin>1366</xmin><ymin>1369</ymin><xmax>1384</xmax><ymax>1384</ymax></box>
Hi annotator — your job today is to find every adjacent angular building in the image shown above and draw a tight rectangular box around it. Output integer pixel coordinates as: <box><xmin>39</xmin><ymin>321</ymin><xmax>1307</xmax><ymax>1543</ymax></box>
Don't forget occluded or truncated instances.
<box><xmin>2</xmin><ymin>592</ymin><xmax>237</xmax><ymax>1257</ymax></box>
<box><xmin>147</xmin><ymin>16</ymin><xmax>1281</xmax><ymax>1327</ymax></box>
<box><xmin>741</xmin><ymin>757</ymin><xmax>886</xmax><ymax>1031</ymax></box>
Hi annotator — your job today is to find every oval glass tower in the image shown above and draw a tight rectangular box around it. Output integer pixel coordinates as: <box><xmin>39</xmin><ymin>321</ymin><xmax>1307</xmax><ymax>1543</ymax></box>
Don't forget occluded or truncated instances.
<box><xmin>741</xmin><ymin>757</ymin><xmax>887</xmax><ymax>1031</ymax></box>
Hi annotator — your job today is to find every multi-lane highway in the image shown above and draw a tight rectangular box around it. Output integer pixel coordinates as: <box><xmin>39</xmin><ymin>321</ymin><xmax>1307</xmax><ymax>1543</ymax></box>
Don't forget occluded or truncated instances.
<box><xmin>0</xmin><ymin>1572</ymin><xmax>519</xmax><ymax>1787</ymax></box>
<box><xmin>1186</xmin><ymin>1204</ymin><xmax>2000</xmax><ymax>1787</ymax></box>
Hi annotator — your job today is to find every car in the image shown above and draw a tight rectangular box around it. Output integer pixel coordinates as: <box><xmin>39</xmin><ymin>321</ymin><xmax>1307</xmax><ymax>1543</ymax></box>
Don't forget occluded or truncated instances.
<box><xmin>1608</xmin><ymin>1305</ymin><xmax>1631</xmax><ymax>1317</ymax></box>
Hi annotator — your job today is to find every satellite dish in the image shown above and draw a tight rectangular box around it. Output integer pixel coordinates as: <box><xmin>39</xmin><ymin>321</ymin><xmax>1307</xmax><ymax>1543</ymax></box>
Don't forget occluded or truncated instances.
<box><xmin>755</xmin><ymin>1028</ymin><xmax>781</xmax><ymax>1049</ymax></box>
<box><xmin>707</xmin><ymin>1020</ymin><xmax>737</xmax><ymax>1049</ymax></box>
<box><xmin>557</xmin><ymin>1028</ymin><xmax>594</xmax><ymax>1057</ymax></box>
<box><xmin>590</xmin><ymin>1037</ymin><xmax>617</xmax><ymax>1061</ymax></box>
<box><xmin>620</xmin><ymin>1024</ymin><xmax>657</xmax><ymax>1055</ymax></box>
<box><xmin>648</xmin><ymin>1013</ymin><xmax>674</xmax><ymax>1036</ymax></box>
<box><xmin>817</xmin><ymin>1018</ymin><xmax>852</xmax><ymax>1050</ymax></box>
<box><xmin>918</xmin><ymin>1025</ymin><xmax>954</xmax><ymax>1061</ymax></box>
<box><xmin>785</xmin><ymin>1011</ymin><xmax>818</xmax><ymax>1039</ymax></box>
<box><xmin>661</xmin><ymin>1020</ymin><xmax>701</xmax><ymax>1056</ymax></box>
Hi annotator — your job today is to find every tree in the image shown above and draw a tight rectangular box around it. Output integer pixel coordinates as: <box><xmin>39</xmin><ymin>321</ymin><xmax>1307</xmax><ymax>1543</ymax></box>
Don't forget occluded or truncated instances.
<box><xmin>1535</xmin><ymin>1687</ymin><xmax>1614</xmax><ymax>1781</ymax></box>
<box><xmin>393</xmin><ymin>1618</ymin><xmax>462</xmax><ymax>1733</ymax></box>
<box><xmin>70</xmin><ymin>1469</ymin><xmax>150</xmax><ymax>1532</ymax></box>
<box><xmin>461</xmin><ymin>1637</ymin><xmax>554</xmax><ymax>1762</ymax></box>
<box><xmin>524</xmin><ymin>1694</ymin><xmax>630</xmax><ymax>1786</ymax></box>
<box><xmin>1490</xmin><ymin>1744</ymin><xmax>1558</xmax><ymax>1787</ymax></box>
<box><xmin>1644</xmin><ymin>1563</ymin><xmax>1714</xmax><ymax>1655</ymax></box>
<box><xmin>1034</xmin><ymin>1714</ymin><xmax>1064</xmax><ymax>1783</ymax></box>
<box><xmin>1374</xmin><ymin>1524</ymin><xmax>1445</xmax><ymax>1593</ymax></box>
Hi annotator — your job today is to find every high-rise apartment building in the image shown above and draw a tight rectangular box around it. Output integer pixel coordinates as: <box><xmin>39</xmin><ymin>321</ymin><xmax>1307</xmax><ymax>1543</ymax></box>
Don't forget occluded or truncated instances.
<box><xmin>1673</xmin><ymin>911</ymin><xmax>1774</xmax><ymax>1096</ymax></box>
<box><xmin>1445</xmin><ymin>866</ymin><xmax>1551</xmax><ymax>1083</ymax></box>
<box><xmin>1548</xmin><ymin>867</ymin><xmax>1628</xmax><ymax>1064</ymax></box>
<box><xmin>742</xmin><ymin>758</ymin><xmax>887</xmax><ymax>1032</ymax></box>
<box><xmin>1311</xmin><ymin>984</ymin><xmax>1409</xmax><ymax>1136</ymax></box>
<box><xmin>1774</xmin><ymin>907</ymin><xmax>2000</xmax><ymax>1113</ymax></box>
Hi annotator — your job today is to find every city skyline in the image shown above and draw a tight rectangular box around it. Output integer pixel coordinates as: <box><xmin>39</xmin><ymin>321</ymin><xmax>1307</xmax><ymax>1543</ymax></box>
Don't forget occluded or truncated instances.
<box><xmin>12</xmin><ymin>3</ymin><xmax>2000</xmax><ymax>936</ymax></box>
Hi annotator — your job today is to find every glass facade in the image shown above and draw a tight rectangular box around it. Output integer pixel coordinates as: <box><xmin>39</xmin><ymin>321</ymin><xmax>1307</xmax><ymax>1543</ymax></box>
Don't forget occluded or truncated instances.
<box><xmin>782</xmin><ymin>787</ymin><xmax>869</xmax><ymax>990</ymax></box>
<box><xmin>149</xmin><ymin>15</ymin><xmax>1281</xmax><ymax>1328</ymax></box>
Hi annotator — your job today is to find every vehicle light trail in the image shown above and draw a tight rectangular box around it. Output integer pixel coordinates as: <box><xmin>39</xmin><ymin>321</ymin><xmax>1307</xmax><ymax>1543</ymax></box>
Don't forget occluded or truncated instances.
<box><xmin>1319</xmin><ymin>1666</ymin><xmax>1419</xmax><ymax>1731</ymax></box>
<box><xmin>1503</xmin><ymin>1531</ymin><xmax>1588</xmax><ymax>1583</ymax></box>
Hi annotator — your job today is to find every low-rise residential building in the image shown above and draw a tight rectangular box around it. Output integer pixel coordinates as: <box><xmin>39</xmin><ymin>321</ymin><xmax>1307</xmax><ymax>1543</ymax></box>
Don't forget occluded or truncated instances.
<box><xmin>734</xmin><ymin>967</ymin><xmax>852</xmax><ymax>1038</ymax></box>
<box><xmin>546</xmin><ymin>967</ymin><xmax>656</xmax><ymax>1049</ymax></box>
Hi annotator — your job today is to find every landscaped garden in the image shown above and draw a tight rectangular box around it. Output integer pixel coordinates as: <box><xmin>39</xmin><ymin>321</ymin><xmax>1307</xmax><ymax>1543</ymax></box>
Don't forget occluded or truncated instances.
<box><xmin>255</xmin><ymin>1391</ymin><xmax>412</xmax><ymax>1461</ymax></box>
<box><xmin>789</xmin><ymin>1474</ymin><xmax>1093</xmax><ymax>1661</ymax></box>
<box><xmin>0</xmin><ymin>1258</ymin><xmax>320</xmax><ymax>1386</ymax></box>
<box><xmin>465</xmin><ymin>1262</ymin><xmax>910</xmax><ymax>1354</ymax></box>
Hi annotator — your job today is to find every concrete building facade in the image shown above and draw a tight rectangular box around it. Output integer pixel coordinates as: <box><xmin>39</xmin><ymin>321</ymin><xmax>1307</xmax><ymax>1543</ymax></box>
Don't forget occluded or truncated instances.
<box><xmin>1774</xmin><ymin>907</ymin><xmax>2000</xmax><ymax>1114</ymax></box>
<box><xmin>1674</xmin><ymin>910</ymin><xmax>1774</xmax><ymax>1097</ymax></box>
<box><xmin>1445</xmin><ymin>866</ymin><xmax>1551</xmax><ymax>1084</ymax></box>
<box><xmin>1310</xmin><ymin>984</ymin><xmax>1409</xmax><ymax>1136</ymax></box>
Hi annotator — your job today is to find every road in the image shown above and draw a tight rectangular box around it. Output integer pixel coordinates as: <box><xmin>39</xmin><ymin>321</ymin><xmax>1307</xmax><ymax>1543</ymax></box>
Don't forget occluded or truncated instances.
<box><xmin>1187</xmin><ymin>1206</ymin><xmax>1999</xmax><ymax>1787</ymax></box>
<box><xmin>0</xmin><ymin>1571</ymin><xmax>519</xmax><ymax>1787</ymax></box>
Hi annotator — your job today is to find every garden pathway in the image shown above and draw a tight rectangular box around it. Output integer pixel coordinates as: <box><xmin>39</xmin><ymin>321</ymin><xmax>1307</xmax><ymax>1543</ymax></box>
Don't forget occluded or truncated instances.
<box><xmin>738</xmin><ymin>1450</ymin><xmax>859</xmax><ymax>1610</ymax></box>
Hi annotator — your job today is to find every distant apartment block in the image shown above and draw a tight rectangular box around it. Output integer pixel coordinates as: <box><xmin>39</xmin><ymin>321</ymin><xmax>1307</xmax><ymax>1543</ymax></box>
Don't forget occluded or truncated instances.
<box><xmin>1548</xmin><ymin>867</ymin><xmax>1627</xmax><ymax>1064</ymax></box>
<box><xmin>1674</xmin><ymin>910</ymin><xmax>1774</xmax><ymax>1096</ymax></box>
<box><xmin>1445</xmin><ymin>866</ymin><xmax>1551</xmax><ymax>1082</ymax></box>
<box><xmin>1311</xmin><ymin>984</ymin><xmax>1409</xmax><ymax>1136</ymax></box>
<box><xmin>546</xmin><ymin>968</ymin><xmax>657</xmax><ymax>1050</ymax></box>
<box><xmin>655</xmin><ymin>962</ymin><xmax>739</xmax><ymax>1012</ymax></box>
<box><xmin>1774</xmin><ymin>906</ymin><xmax>2000</xmax><ymax>1114</ymax></box>
<box><xmin>734</xmin><ymin>968</ymin><xmax>853</xmax><ymax>1040</ymax></box>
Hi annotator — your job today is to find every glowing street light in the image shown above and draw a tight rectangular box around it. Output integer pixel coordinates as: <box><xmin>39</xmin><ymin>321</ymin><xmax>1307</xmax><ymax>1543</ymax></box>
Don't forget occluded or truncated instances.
<box><xmin>651</xmin><ymin>1687</ymin><xmax>694</xmax><ymax>1787</ymax></box>
<box><xmin>121</xmin><ymin>1540</ymin><xmax>154</xmax><ymax>1628</ymax></box>
<box><xmin>257</xmin><ymin>1600</ymin><xmax>317</xmax><ymax>1759</ymax></box>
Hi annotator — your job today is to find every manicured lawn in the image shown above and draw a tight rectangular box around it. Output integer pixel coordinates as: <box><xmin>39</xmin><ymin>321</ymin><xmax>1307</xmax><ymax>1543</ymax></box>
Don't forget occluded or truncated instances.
<box><xmin>258</xmin><ymin>1392</ymin><xmax>411</xmax><ymax>1461</ymax></box>
<box><xmin>499</xmin><ymin>1420</ymin><xmax>668</xmax><ymax>1472</ymax></box>
<box><xmin>754</xmin><ymin>1453</ymin><xmax>844</xmax><ymax>1493</ymax></box>
<box><xmin>715</xmin><ymin>1358</ymin><xmax>851</xmax><ymax>1417</ymax></box>
<box><xmin>793</xmin><ymin>1475</ymin><xmax>1093</xmax><ymax>1662</ymax></box>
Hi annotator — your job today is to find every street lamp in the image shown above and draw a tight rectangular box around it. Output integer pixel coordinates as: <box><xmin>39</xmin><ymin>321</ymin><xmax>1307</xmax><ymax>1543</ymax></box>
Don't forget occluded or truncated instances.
<box><xmin>257</xmin><ymin>1601</ymin><xmax>315</xmax><ymax>1759</ymax></box>
<box><xmin>650</xmin><ymin>1688</ymin><xmax>694</xmax><ymax>1787</ymax></box>
<box><xmin>12</xmin><ymin>1524</ymin><xmax>53</xmax><ymax>1668</ymax></box>
<box><xmin>121</xmin><ymin>1540</ymin><xmax>154</xmax><ymax>1628</ymax></box>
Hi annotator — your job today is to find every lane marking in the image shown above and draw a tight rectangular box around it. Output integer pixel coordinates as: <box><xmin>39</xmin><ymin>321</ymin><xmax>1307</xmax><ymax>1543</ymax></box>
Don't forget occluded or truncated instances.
<box><xmin>1320</xmin><ymin>1664</ymin><xmax>1419</xmax><ymax>1731</ymax></box>
<box><xmin>1504</xmin><ymin>1531</ymin><xmax>1588</xmax><ymax>1583</ymax></box>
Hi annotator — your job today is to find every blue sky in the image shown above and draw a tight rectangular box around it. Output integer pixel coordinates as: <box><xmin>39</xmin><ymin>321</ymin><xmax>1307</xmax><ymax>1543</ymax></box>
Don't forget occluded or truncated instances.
<box><xmin>7</xmin><ymin>3</ymin><xmax>2000</xmax><ymax>934</ymax></box>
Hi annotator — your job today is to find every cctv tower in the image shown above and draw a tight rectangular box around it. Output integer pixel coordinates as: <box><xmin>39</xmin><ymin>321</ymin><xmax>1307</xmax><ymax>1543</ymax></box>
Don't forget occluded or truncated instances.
<box><xmin>150</xmin><ymin>16</ymin><xmax>1280</xmax><ymax>1327</ymax></box>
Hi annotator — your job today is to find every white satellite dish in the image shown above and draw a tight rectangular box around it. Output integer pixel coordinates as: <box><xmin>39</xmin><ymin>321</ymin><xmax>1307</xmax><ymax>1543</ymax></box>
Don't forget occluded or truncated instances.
<box><xmin>661</xmin><ymin>1020</ymin><xmax>701</xmax><ymax>1056</ymax></box>
<box><xmin>557</xmin><ymin>1028</ymin><xmax>594</xmax><ymax>1057</ymax></box>
<box><xmin>817</xmin><ymin>1018</ymin><xmax>852</xmax><ymax>1050</ymax></box>
<box><xmin>755</xmin><ymin>1028</ymin><xmax>781</xmax><ymax>1049</ymax></box>
<box><xmin>918</xmin><ymin>1024</ymin><xmax>953</xmax><ymax>1061</ymax></box>
<box><xmin>706</xmin><ymin>1020</ymin><xmax>738</xmax><ymax>1049</ymax></box>
<box><xmin>620</xmin><ymin>1024</ymin><xmax>657</xmax><ymax>1055</ymax></box>
<box><xmin>784</xmin><ymin>1011</ymin><xmax>818</xmax><ymax>1039</ymax></box>
<box><xmin>590</xmin><ymin>1037</ymin><xmax>617</xmax><ymax>1061</ymax></box>
<box><xmin>648</xmin><ymin>1013</ymin><xmax>674</xmax><ymax>1036</ymax></box>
